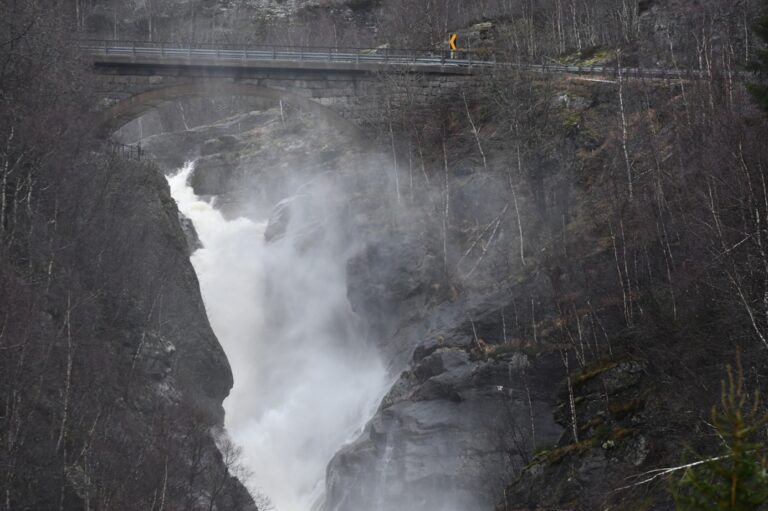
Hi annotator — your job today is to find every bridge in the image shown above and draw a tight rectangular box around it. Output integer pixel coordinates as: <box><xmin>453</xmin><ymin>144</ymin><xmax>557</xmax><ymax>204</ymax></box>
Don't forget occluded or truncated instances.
<box><xmin>84</xmin><ymin>40</ymin><xmax>498</xmax><ymax>139</ymax></box>
<box><xmin>83</xmin><ymin>40</ymin><xmax>494</xmax><ymax>75</ymax></box>
<box><xmin>84</xmin><ymin>40</ymin><xmax>730</xmax><ymax>139</ymax></box>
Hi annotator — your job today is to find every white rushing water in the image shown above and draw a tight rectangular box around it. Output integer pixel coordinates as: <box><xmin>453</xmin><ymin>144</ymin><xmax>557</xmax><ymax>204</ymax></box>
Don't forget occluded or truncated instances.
<box><xmin>168</xmin><ymin>162</ymin><xmax>388</xmax><ymax>511</ymax></box>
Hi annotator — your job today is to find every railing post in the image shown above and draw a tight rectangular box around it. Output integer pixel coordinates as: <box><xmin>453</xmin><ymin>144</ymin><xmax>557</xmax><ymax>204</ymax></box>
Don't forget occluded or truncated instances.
<box><xmin>104</xmin><ymin>40</ymin><xmax>108</xmax><ymax>55</ymax></box>
<box><xmin>385</xmin><ymin>47</ymin><xmax>388</xmax><ymax>63</ymax></box>
<box><xmin>300</xmin><ymin>47</ymin><xmax>303</xmax><ymax>60</ymax></box>
<box><xmin>160</xmin><ymin>42</ymin><xmax>164</xmax><ymax>57</ymax></box>
<box><xmin>356</xmin><ymin>50</ymin><xmax>359</xmax><ymax>64</ymax></box>
<box><xmin>132</xmin><ymin>41</ymin><xmax>136</xmax><ymax>58</ymax></box>
<box><xmin>273</xmin><ymin>47</ymin><xmax>276</xmax><ymax>59</ymax></box>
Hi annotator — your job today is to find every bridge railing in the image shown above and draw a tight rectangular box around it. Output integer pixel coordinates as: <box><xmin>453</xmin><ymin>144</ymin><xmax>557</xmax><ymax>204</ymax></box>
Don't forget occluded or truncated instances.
<box><xmin>78</xmin><ymin>39</ymin><xmax>497</xmax><ymax>69</ymax></box>
<box><xmin>105</xmin><ymin>141</ymin><xmax>143</xmax><ymax>161</ymax></box>
<box><xmin>80</xmin><ymin>40</ymin><xmax>752</xmax><ymax>81</ymax></box>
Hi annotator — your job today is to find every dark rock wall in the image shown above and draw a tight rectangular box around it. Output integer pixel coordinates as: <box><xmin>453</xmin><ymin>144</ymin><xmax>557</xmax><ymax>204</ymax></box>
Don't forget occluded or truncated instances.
<box><xmin>0</xmin><ymin>155</ymin><xmax>254</xmax><ymax>510</ymax></box>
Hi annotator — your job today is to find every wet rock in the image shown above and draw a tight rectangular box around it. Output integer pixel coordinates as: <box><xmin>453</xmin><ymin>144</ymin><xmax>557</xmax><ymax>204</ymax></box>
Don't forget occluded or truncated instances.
<box><xmin>263</xmin><ymin>193</ymin><xmax>330</xmax><ymax>252</ymax></box>
<box><xmin>140</xmin><ymin>110</ymin><xmax>280</xmax><ymax>172</ymax></box>
<box><xmin>324</xmin><ymin>337</ymin><xmax>564</xmax><ymax>511</ymax></box>
<box><xmin>201</xmin><ymin>134</ymin><xmax>244</xmax><ymax>156</ymax></box>
<box><xmin>498</xmin><ymin>355</ymin><xmax>658</xmax><ymax>511</ymax></box>
<box><xmin>142</xmin><ymin>130</ymin><xmax>209</xmax><ymax>169</ymax></box>
<box><xmin>412</xmin><ymin>348</ymin><xmax>469</xmax><ymax>382</ymax></box>
<box><xmin>178</xmin><ymin>211</ymin><xmax>202</xmax><ymax>255</ymax></box>
<box><xmin>264</xmin><ymin>197</ymin><xmax>293</xmax><ymax>243</ymax></box>
<box><xmin>189</xmin><ymin>152</ymin><xmax>242</xmax><ymax>196</ymax></box>
<box><xmin>346</xmin><ymin>235</ymin><xmax>443</xmax><ymax>331</ymax></box>
<box><xmin>143</xmin><ymin>107</ymin><xmax>365</xmax><ymax>221</ymax></box>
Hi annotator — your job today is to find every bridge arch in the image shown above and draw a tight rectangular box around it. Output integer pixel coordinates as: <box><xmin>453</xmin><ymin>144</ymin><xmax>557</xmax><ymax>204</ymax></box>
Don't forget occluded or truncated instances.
<box><xmin>96</xmin><ymin>81</ymin><xmax>364</xmax><ymax>140</ymax></box>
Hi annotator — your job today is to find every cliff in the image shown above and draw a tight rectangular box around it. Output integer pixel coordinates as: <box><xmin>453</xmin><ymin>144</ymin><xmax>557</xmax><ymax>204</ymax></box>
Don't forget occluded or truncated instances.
<box><xmin>4</xmin><ymin>0</ymin><xmax>768</xmax><ymax>510</ymax></box>
<box><xmin>134</xmin><ymin>54</ymin><xmax>768</xmax><ymax>509</ymax></box>
<box><xmin>0</xmin><ymin>7</ymin><xmax>255</xmax><ymax>504</ymax></box>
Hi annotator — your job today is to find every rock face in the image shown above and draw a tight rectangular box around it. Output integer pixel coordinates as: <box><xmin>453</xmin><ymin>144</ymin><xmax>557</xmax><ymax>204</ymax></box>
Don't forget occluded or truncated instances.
<box><xmin>145</xmin><ymin>107</ymin><xmax>374</xmax><ymax>218</ymax></box>
<box><xmin>143</xmin><ymin>105</ymin><xmax>568</xmax><ymax>511</ymax></box>
<box><xmin>323</xmin><ymin>261</ymin><xmax>568</xmax><ymax>511</ymax></box>
<box><xmin>345</xmin><ymin>235</ymin><xmax>445</xmax><ymax>343</ymax></box>
<box><xmin>179</xmin><ymin>211</ymin><xmax>204</xmax><ymax>254</ymax></box>
<box><xmin>325</xmin><ymin>342</ymin><xmax>564</xmax><ymax>511</ymax></box>
<box><xmin>84</xmin><ymin>0</ymin><xmax>317</xmax><ymax>39</ymax></box>
<box><xmin>139</xmin><ymin>69</ymin><xmax>768</xmax><ymax>511</ymax></box>
<box><xmin>0</xmin><ymin>152</ymin><xmax>256</xmax><ymax>509</ymax></box>
<box><xmin>139</xmin><ymin>110</ymin><xmax>277</xmax><ymax>170</ymax></box>
<box><xmin>499</xmin><ymin>359</ymin><xmax>653</xmax><ymax>510</ymax></box>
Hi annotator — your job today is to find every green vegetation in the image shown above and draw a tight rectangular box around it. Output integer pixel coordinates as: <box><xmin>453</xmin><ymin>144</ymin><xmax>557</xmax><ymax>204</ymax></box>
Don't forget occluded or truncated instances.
<box><xmin>579</xmin><ymin>48</ymin><xmax>616</xmax><ymax>66</ymax></box>
<box><xmin>573</xmin><ymin>359</ymin><xmax>622</xmax><ymax>386</ymax></box>
<box><xmin>748</xmin><ymin>3</ymin><xmax>768</xmax><ymax>113</ymax></box>
<box><xmin>532</xmin><ymin>426</ymin><xmax>635</xmax><ymax>465</ymax></box>
<box><xmin>557</xmin><ymin>47</ymin><xmax>616</xmax><ymax>66</ymax></box>
<box><xmin>673</xmin><ymin>362</ymin><xmax>768</xmax><ymax>511</ymax></box>
<box><xmin>609</xmin><ymin>399</ymin><xmax>646</xmax><ymax>419</ymax></box>
<box><xmin>561</xmin><ymin>109</ymin><xmax>582</xmax><ymax>130</ymax></box>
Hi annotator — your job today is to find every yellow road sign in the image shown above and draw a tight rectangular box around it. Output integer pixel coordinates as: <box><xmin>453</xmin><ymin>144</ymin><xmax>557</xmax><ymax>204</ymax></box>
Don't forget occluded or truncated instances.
<box><xmin>449</xmin><ymin>34</ymin><xmax>457</xmax><ymax>51</ymax></box>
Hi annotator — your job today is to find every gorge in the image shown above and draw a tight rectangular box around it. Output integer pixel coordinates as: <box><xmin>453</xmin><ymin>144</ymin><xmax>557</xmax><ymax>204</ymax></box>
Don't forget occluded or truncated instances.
<box><xmin>2</xmin><ymin>1</ymin><xmax>768</xmax><ymax>511</ymax></box>
<box><xmin>167</xmin><ymin>158</ymin><xmax>388</xmax><ymax>511</ymax></box>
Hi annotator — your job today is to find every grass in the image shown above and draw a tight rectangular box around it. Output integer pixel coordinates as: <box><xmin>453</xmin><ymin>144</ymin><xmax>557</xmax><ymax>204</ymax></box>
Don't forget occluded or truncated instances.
<box><xmin>580</xmin><ymin>48</ymin><xmax>616</xmax><ymax>66</ymax></box>
<box><xmin>532</xmin><ymin>426</ymin><xmax>637</xmax><ymax>466</ymax></box>
<box><xmin>557</xmin><ymin>47</ymin><xmax>617</xmax><ymax>66</ymax></box>
<box><xmin>609</xmin><ymin>399</ymin><xmax>646</xmax><ymax>419</ymax></box>
<box><xmin>573</xmin><ymin>359</ymin><xmax>622</xmax><ymax>387</ymax></box>
<box><xmin>534</xmin><ymin>439</ymin><xmax>594</xmax><ymax>464</ymax></box>
<box><xmin>469</xmin><ymin>339</ymin><xmax>548</xmax><ymax>361</ymax></box>
<box><xmin>562</xmin><ymin>109</ymin><xmax>582</xmax><ymax>130</ymax></box>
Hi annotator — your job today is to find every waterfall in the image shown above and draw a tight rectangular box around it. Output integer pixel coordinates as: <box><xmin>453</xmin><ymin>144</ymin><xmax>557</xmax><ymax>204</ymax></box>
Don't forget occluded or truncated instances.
<box><xmin>168</xmin><ymin>161</ymin><xmax>388</xmax><ymax>511</ymax></box>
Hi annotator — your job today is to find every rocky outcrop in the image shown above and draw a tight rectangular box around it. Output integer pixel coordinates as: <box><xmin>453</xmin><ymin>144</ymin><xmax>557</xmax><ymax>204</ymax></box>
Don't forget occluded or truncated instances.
<box><xmin>497</xmin><ymin>358</ymin><xmax>655</xmax><ymax>511</ymax></box>
<box><xmin>0</xmin><ymin>152</ymin><xmax>256</xmax><ymax>509</ymax></box>
<box><xmin>145</xmin><ymin>107</ymin><xmax>371</xmax><ymax>219</ymax></box>
<box><xmin>139</xmin><ymin>62</ymin><xmax>768</xmax><ymax>511</ymax></box>
<box><xmin>345</xmin><ymin>235</ymin><xmax>445</xmax><ymax>342</ymax></box>
<box><xmin>325</xmin><ymin>333</ymin><xmax>564</xmax><ymax>511</ymax></box>
<box><xmin>143</xmin><ymin>102</ymin><xmax>568</xmax><ymax>511</ymax></box>
<box><xmin>179</xmin><ymin>211</ymin><xmax>204</xmax><ymax>254</ymax></box>
<box><xmin>140</xmin><ymin>110</ymin><xmax>278</xmax><ymax>170</ymax></box>
<box><xmin>325</xmin><ymin>240</ymin><xmax>571</xmax><ymax>511</ymax></box>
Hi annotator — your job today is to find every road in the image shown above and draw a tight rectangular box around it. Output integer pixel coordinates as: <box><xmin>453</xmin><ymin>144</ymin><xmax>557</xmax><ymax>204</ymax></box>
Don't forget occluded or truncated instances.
<box><xmin>81</xmin><ymin>40</ymin><xmax>749</xmax><ymax>80</ymax></box>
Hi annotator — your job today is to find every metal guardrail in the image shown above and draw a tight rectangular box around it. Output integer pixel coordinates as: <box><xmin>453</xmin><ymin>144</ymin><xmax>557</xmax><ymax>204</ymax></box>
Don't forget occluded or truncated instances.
<box><xmin>81</xmin><ymin>40</ymin><xmax>751</xmax><ymax>81</ymax></box>
<box><xmin>106</xmin><ymin>141</ymin><xmax>143</xmax><ymax>161</ymax></box>
<box><xmin>79</xmin><ymin>39</ymin><xmax>495</xmax><ymax>71</ymax></box>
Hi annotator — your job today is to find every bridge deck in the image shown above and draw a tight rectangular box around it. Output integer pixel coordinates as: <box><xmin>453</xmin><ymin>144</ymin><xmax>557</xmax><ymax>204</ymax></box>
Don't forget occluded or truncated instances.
<box><xmin>82</xmin><ymin>41</ymin><xmax>740</xmax><ymax>81</ymax></box>
<box><xmin>82</xmin><ymin>40</ymin><xmax>493</xmax><ymax>75</ymax></box>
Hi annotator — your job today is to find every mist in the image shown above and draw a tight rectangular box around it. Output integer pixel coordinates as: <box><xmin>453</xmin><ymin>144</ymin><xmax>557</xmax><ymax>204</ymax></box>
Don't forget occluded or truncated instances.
<box><xmin>168</xmin><ymin>161</ymin><xmax>389</xmax><ymax>511</ymax></box>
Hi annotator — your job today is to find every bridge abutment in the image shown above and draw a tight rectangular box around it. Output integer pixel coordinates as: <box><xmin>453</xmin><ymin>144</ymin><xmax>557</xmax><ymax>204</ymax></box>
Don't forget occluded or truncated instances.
<box><xmin>92</xmin><ymin>62</ymin><xmax>486</xmax><ymax>138</ymax></box>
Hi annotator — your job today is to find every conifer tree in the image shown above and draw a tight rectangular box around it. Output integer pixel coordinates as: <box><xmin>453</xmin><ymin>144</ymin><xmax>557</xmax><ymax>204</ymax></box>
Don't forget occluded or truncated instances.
<box><xmin>748</xmin><ymin>5</ymin><xmax>768</xmax><ymax>112</ymax></box>
<box><xmin>674</xmin><ymin>360</ymin><xmax>768</xmax><ymax>511</ymax></box>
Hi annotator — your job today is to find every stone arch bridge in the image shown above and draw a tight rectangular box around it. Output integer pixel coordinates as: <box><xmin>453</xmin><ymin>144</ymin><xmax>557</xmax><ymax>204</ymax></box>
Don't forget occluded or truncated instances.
<box><xmin>85</xmin><ymin>40</ymin><xmax>493</xmax><ymax>139</ymax></box>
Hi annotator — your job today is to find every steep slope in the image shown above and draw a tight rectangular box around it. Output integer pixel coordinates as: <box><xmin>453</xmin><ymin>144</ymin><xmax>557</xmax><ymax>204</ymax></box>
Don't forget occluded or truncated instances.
<box><xmin>0</xmin><ymin>155</ymin><xmax>256</xmax><ymax>509</ymax></box>
<box><xmin>0</xmin><ymin>4</ymin><xmax>258</xmax><ymax>507</ymax></box>
<box><xmin>34</xmin><ymin>1</ymin><xmax>768</xmax><ymax>510</ymax></box>
<box><xmin>134</xmin><ymin>59</ymin><xmax>768</xmax><ymax>510</ymax></box>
